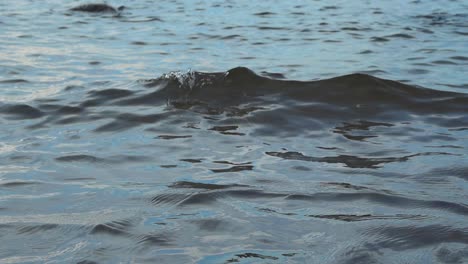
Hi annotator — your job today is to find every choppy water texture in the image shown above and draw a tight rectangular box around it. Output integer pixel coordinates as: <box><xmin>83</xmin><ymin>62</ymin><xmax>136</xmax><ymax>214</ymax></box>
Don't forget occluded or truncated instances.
<box><xmin>1</xmin><ymin>1</ymin><xmax>468</xmax><ymax>263</ymax></box>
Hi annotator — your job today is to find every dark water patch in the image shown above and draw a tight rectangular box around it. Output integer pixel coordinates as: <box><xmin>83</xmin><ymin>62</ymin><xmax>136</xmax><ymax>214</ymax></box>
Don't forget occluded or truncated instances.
<box><xmin>232</xmin><ymin>252</ymin><xmax>279</xmax><ymax>261</ymax></box>
<box><xmin>450</xmin><ymin>56</ymin><xmax>468</xmax><ymax>61</ymax></box>
<box><xmin>432</xmin><ymin>60</ymin><xmax>457</xmax><ymax>65</ymax></box>
<box><xmin>407</xmin><ymin>57</ymin><xmax>424</xmax><ymax>61</ymax></box>
<box><xmin>70</xmin><ymin>4</ymin><xmax>124</xmax><ymax>13</ymax></box>
<box><xmin>56</xmin><ymin>154</ymin><xmax>103</xmax><ymax>163</ymax></box>
<box><xmin>0</xmin><ymin>79</ymin><xmax>28</xmax><ymax>83</ymax></box>
<box><xmin>333</xmin><ymin>120</ymin><xmax>393</xmax><ymax>141</ymax></box>
<box><xmin>131</xmin><ymin>41</ymin><xmax>147</xmax><ymax>45</ymax></box>
<box><xmin>335</xmin><ymin>120</ymin><xmax>393</xmax><ymax>130</ymax></box>
<box><xmin>266</xmin><ymin>151</ymin><xmax>431</xmax><ymax>169</ymax></box>
<box><xmin>208</xmin><ymin>125</ymin><xmax>245</xmax><ymax>135</ymax></box>
<box><xmin>449</xmin><ymin>127</ymin><xmax>468</xmax><ymax>131</ymax></box>
<box><xmin>341</xmin><ymin>27</ymin><xmax>370</xmax><ymax>31</ymax></box>
<box><xmin>324</xmin><ymin>39</ymin><xmax>342</xmax><ymax>43</ymax></box>
<box><xmin>257</xmin><ymin>26</ymin><xmax>286</xmax><ymax>31</ymax></box>
<box><xmin>367</xmin><ymin>225</ymin><xmax>468</xmax><ymax>250</ymax></box>
<box><xmin>56</xmin><ymin>106</ymin><xmax>83</xmax><ymax>114</ymax></box>
<box><xmin>253</xmin><ymin>12</ymin><xmax>276</xmax><ymax>16</ymax></box>
<box><xmin>191</xmin><ymin>219</ymin><xmax>231</xmax><ymax>232</ymax></box>
<box><xmin>211</xmin><ymin>165</ymin><xmax>254</xmax><ymax>173</ymax></box>
<box><xmin>258</xmin><ymin>207</ymin><xmax>297</xmax><ymax>216</ymax></box>
<box><xmin>418</xmin><ymin>28</ymin><xmax>434</xmax><ymax>34</ymax></box>
<box><xmin>160</xmin><ymin>165</ymin><xmax>177</xmax><ymax>168</ymax></box>
<box><xmin>0</xmin><ymin>181</ymin><xmax>40</xmax><ymax>187</ymax></box>
<box><xmin>371</xmin><ymin>37</ymin><xmax>389</xmax><ymax>42</ymax></box>
<box><xmin>55</xmin><ymin>154</ymin><xmax>150</xmax><ymax>164</ymax></box>
<box><xmin>157</xmin><ymin>135</ymin><xmax>192</xmax><ymax>140</ymax></box>
<box><xmin>309</xmin><ymin>214</ymin><xmax>424</xmax><ymax>222</ymax></box>
<box><xmin>63</xmin><ymin>85</ymin><xmax>84</xmax><ymax>92</ymax></box>
<box><xmin>209</xmin><ymin>125</ymin><xmax>238</xmax><ymax>132</ymax></box>
<box><xmin>180</xmin><ymin>158</ymin><xmax>203</xmax><ymax>163</ymax></box>
<box><xmin>319</xmin><ymin>6</ymin><xmax>340</xmax><ymax>11</ymax></box>
<box><xmin>425</xmin><ymin>145</ymin><xmax>464</xmax><ymax>149</ymax></box>
<box><xmin>77</xmin><ymin>261</ymin><xmax>98</xmax><ymax>264</ymax></box>
<box><xmin>0</xmin><ymin>104</ymin><xmax>44</xmax><ymax>119</ymax></box>
<box><xmin>384</xmin><ymin>33</ymin><xmax>414</xmax><ymax>39</ymax></box>
<box><xmin>292</xmin><ymin>165</ymin><xmax>311</xmax><ymax>171</ymax></box>
<box><xmin>220</xmin><ymin>34</ymin><xmax>243</xmax><ymax>40</ymax></box>
<box><xmin>411</xmin><ymin>62</ymin><xmax>432</xmax><ymax>67</ymax></box>
<box><xmin>18</xmin><ymin>35</ymin><xmax>33</xmax><ymax>39</ymax></box>
<box><xmin>87</xmin><ymin>88</ymin><xmax>134</xmax><ymax>100</ymax></box>
<box><xmin>53</xmin><ymin>116</ymin><xmax>86</xmax><ymax>125</ymax></box>
<box><xmin>214</xmin><ymin>161</ymin><xmax>252</xmax><ymax>166</ymax></box>
<box><xmin>170</xmin><ymin>181</ymin><xmax>247</xmax><ymax>190</ymax></box>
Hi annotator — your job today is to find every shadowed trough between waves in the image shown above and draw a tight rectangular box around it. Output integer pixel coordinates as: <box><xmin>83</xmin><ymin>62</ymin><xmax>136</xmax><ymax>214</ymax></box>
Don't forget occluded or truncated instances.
<box><xmin>1</xmin><ymin>67</ymin><xmax>468</xmax><ymax>263</ymax></box>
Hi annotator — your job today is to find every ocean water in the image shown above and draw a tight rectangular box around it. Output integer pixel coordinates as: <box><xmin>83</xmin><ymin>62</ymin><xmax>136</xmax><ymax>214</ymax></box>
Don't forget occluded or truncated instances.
<box><xmin>1</xmin><ymin>1</ymin><xmax>468</xmax><ymax>263</ymax></box>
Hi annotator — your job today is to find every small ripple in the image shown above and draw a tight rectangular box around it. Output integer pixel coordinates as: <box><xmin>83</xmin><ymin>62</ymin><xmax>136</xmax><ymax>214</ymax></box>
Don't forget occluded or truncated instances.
<box><xmin>90</xmin><ymin>219</ymin><xmax>134</xmax><ymax>236</ymax></box>
<box><xmin>16</xmin><ymin>224</ymin><xmax>58</xmax><ymax>234</ymax></box>
<box><xmin>169</xmin><ymin>181</ymin><xmax>248</xmax><ymax>190</ymax></box>
<box><xmin>137</xmin><ymin>233</ymin><xmax>172</xmax><ymax>246</ymax></box>
<box><xmin>151</xmin><ymin>193</ymin><xmax>191</xmax><ymax>206</ymax></box>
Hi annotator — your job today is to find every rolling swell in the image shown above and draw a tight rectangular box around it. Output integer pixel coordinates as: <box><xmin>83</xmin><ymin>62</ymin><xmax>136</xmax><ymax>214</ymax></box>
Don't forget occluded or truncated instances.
<box><xmin>2</xmin><ymin>67</ymin><xmax>467</xmax><ymax>135</ymax></box>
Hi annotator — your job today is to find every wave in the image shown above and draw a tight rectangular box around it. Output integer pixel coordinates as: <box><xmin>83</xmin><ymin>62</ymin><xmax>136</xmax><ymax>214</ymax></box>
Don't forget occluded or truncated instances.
<box><xmin>1</xmin><ymin>67</ymin><xmax>467</xmax><ymax>137</ymax></box>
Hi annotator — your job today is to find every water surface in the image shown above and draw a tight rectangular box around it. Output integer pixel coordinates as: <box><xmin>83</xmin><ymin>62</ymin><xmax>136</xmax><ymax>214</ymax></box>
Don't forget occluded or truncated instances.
<box><xmin>0</xmin><ymin>1</ymin><xmax>467</xmax><ymax>263</ymax></box>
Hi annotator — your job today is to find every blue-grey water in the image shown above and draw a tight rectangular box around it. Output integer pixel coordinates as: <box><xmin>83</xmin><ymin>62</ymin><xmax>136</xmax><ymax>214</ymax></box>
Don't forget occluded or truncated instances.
<box><xmin>1</xmin><ymin>1</ymin><xmax>468</xmax><ymax>263</ymax></box>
